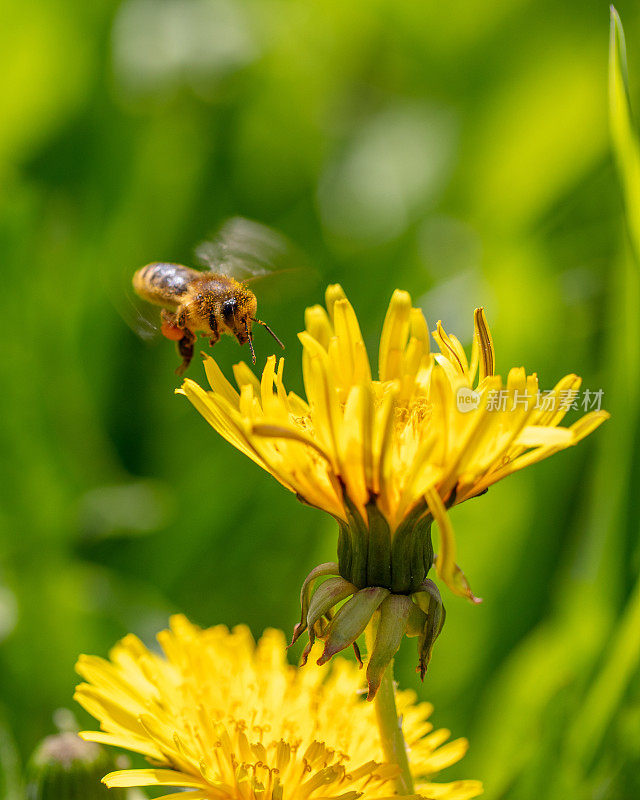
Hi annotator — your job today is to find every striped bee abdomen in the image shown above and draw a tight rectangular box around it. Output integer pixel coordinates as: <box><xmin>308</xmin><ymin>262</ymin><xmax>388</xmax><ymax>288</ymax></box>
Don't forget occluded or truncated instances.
<box><xmin>132</xmin><ymin>262</ymin><xmax>197</xmax><ymax>307</ymax></box>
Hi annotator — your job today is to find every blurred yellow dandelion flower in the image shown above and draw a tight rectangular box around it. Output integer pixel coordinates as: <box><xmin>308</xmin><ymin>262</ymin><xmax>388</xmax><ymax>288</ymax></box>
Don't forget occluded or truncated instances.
<box><xmin>178</xmin><ymin>286</ymin><xmax>608</xmax><ymax>693</ymax></box>
<box><xmin>74</xmin><ymin>615</ymin><xmax>482</xmax><ymax>800</ymax></box>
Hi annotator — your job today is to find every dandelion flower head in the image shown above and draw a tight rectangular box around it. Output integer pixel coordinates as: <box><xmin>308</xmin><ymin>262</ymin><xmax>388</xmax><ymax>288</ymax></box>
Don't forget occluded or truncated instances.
<box><xmin>179</xmin><ymin>285</ymin><xmax>608</xmax><ymax>600</ymax></box>
<box><xmin>75</xmin><ymin>615</ymin><xmax>482</xmax><ymax>800</ymax></box>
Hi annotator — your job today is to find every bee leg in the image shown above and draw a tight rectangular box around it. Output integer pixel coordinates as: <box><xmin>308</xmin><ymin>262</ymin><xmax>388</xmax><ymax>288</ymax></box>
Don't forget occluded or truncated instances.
<box><xmin>175</xmin><ymin>330</ymin><xmax>195</xmax><ymax>376</ymax></box>
<box><xmin>161</xmin><ymin>309</ymin><xmax>184</xmax><ymax>342</ymax></box>
<box><xmin>207</xmin><ymin>312</ymin><xmax>219</xmax><ymax>348</ymax></box>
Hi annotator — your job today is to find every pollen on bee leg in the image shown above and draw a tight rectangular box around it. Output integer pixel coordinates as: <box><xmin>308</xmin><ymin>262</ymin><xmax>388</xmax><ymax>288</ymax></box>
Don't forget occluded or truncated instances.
<box><xmin>161</xmin><ymin>321</ymin><xmax>185</xmax><ymax>341</ymax></box>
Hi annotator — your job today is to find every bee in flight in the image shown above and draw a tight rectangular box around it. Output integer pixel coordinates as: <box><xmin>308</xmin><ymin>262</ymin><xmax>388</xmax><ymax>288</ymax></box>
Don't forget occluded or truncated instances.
<box><xmin>131</xmin><ymin>218</ymin><xmax>286</xmax><ymax>375</ymax></box>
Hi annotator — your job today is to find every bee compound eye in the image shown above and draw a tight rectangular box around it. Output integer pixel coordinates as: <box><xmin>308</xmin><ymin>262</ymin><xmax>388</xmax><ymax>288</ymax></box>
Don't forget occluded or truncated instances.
<box><xmin>222</xmin><ymin>298</ymin><xmax>237</xmax><ymax>320</ymax></box>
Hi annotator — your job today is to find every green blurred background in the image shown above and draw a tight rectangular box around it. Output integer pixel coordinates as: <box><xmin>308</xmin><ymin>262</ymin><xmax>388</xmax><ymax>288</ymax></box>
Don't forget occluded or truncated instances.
<box><xmin>2</xmin><ymin>0</ymin><xmax>640</xmax><ymax>798</ymax></box>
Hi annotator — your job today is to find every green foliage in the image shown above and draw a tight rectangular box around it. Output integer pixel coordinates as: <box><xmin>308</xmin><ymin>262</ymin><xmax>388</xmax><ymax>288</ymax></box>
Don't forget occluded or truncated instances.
<box><xmin>1</xmin><ymin>1</ymin><xmax>640</xmax><ymax>798</ymax></box>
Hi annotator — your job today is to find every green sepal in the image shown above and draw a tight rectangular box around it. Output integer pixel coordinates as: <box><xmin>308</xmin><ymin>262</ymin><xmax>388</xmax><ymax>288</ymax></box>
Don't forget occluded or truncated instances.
<box><xmin>389</xmin><ymin>501</ymin><xmax>429</xmax><ymax>593</ymax></box>
<box><xmin>405</xmin><ymin>600</ymin><xmax>428</xmax><ymax>638</ymax></box>
<box><xmin>342</xmin><ymin>496</ymin><xmax>369</xmax><ymax>589</ymax></box>
<box><xmin>335</xmin><ymin>498</ymin><xmax>434</xmax><ymax>594</ymax></box>
<box><xmin>26</xmin><ymin>733</ymin><xmax>124</xmax><ymax>800</ymax></box>
<box><xmin>337</xmin><ymin>521</ymin><xmax>353</xmax><ymax>586</ymax></box>
<box><xmin>366</xmin><ymin>594</ymin><xmax>412</xmax><ymax>700</ymax></box>
<box><xmin>299</xmin><ymin>576</ymin><xmax>358</xmax><ymax>665</ymax></box>
<box><xmin>414</xmin><ymin>514</ymin><xmax>434</xmax><ymax>591</ymax></box>
<box><xmin>291</xmin><ymin>561</ymin><xmax>339</xmax><ymax>646</ymax></box>
<box><xmin>307</xmin><ymin>576</ymin><xmax>358</xmax><ymax>632</ymax></box>
<box><xmin>412</xmin><ymin>579</ymin><xmax>446</xmax><ymax>679</ymax></box>
<box><xmin>412</xmin><ymin>577</ymin><xmax>442</xmax><ymax>615</ymax></box>
<box><xmin>317</xmin><ymin>586</ymin><xmax>389</xmax><ymax>665</ymax></box>
<box><xmin>365</xmin><ymin>501</ymin><xmax>392</xmax><ymax>588</ymax></box>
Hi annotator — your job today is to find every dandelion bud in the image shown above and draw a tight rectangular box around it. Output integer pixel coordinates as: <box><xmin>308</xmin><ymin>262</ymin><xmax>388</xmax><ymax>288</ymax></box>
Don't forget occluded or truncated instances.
<box><xmin>26</xmin><ymin>732</ymin><xmax>124</xmax><ymax>800</ymax></box>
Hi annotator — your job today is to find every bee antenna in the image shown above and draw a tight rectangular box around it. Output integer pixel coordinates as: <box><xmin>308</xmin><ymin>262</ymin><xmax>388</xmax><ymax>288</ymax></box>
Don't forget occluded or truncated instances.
<box><xmin>252</xmin><ymin>318</ymin><xmax>285</xmax><ymax>350</ymax></box>
<box><xmin>245</xmin><ymin>318</ymin><xmax>257</xmax><ymax>364</ymax></box>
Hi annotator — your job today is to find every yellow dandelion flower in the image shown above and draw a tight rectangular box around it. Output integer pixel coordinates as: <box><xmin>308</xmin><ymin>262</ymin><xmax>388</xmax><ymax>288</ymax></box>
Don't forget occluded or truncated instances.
<box><xmin>74</xmin><ymin>615</ymin><xmax>482</xmax><ymax>800</ymax></box>
<box><xmin>178</xmin><ymin>286</ymin><xmax>608</xmax><ymax>693</ymax></box>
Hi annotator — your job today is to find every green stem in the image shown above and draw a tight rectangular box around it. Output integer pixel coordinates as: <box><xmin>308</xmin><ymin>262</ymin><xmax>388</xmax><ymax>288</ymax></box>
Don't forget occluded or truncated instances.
<box><xmin>366</xmin><ymin>624</ymin><xmax>414</xmax><ymax>795</ymax></box>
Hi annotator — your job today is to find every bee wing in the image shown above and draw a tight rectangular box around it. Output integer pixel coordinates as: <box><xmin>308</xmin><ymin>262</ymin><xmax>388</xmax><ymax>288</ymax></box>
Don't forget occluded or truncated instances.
<box><xmin>102</xmin><ymin>257</ymin><xmax>163</xmax><ymax>343</ymax></box>
<box><xmin>118</xmin><ymin>288</ymin><xmax>162</xmax><ymax>341</ymax></box>
<box><xmin>195</xmin><ymin>217</ymin><xmax>301</xmax><ymax>280</ymax></box>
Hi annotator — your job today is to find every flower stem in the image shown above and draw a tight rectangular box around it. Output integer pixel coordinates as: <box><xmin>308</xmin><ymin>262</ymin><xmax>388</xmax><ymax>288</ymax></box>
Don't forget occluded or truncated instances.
<box><xmin>365</xmin><ymin>624</ymin><xmax>414</xmax><ymax>796</ymax></box>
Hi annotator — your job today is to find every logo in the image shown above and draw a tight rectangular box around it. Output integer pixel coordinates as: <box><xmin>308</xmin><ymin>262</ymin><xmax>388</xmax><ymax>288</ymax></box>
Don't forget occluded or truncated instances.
<box><xmin>456</xmin><ymin>387</ymin><xmax>480</xmax><ymax>413</ymax></box>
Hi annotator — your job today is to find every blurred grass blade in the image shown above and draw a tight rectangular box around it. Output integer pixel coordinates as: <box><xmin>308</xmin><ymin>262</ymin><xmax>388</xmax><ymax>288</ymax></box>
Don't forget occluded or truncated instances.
<box><xmin>567</xmin><ymin>575</ymin><xmax>640</xmax><ymax>767</ymax></box>
<box><xmin>562</xmin><ymin>6</ymin><xmax>640</xmax><ymax>770</ymax></box>
<box><xmin>0</xmin><ymin>709</ymin><xmax>23</xmax><ymax>800</ymax></box>
<box><xmin>609</xmin><ymin>6</ymin><xmax>640</xmax><ymax>261</ymax></box>
<box><xmin>465</xmin><ymin>594</ymin><xmax>610</xmax><ymax>796</ymax></box>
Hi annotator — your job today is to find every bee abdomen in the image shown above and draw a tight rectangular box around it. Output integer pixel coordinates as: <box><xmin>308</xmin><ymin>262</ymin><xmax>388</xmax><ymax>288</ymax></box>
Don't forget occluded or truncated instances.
<box><xmin>133</xmin><ymin>263</ymin><xmax>196</xmax><ymax>306</ymax></box>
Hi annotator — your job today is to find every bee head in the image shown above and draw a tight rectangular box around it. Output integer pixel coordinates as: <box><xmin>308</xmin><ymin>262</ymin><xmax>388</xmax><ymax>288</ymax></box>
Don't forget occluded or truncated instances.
<box><xmin>223</xmin><ymin>294</ymin><xmax>251</xmax><ymax>346</ymax></box>
<box><xmin>223</xmin><ymin>289</ymin><xmax>261</xmax><ymax>363</ymax></box>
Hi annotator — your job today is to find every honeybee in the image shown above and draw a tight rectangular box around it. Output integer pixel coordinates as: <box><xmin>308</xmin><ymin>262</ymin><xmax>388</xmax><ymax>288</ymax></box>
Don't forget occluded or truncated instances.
<box><xmin>131</xmin><ymin>218</ymin><xmax>287</xmax><ymax>375</ymax></box>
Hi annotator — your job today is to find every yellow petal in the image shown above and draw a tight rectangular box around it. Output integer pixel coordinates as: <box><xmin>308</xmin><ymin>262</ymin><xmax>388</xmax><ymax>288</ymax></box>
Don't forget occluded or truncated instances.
<box><xmin>333</xmin><ymin>298</ymin><xmax>372</xmax><ymax>385</ymax></box>
<box><xmin>425</xmin><ymin>488</ymin><xmax>459</xmax><ymax>596</ymax></box>
<box><xmin>372</xmin><ymin>384</ymin><xmax>397</xmax><ymax>502</ymax></box>
<box><xmin>251</xmin><ymin>422</ymin><xmax>332</xmax><ymax>462</ymax></box>
<box><xmin>515</xmin><ymin>425</ymin><xmax>574</xmax><ymax>447</ymax></box>
<box><xmin>232</xmin><ymin>360</ymin><xmax>261</xmax><ymax>394</ymax></box>
<box><xmin>305</xmin><ymin>304</ymin><xmax>333</xmax><ymax>349</ymax></box>
<box><xmin>432</xmin><ymin>322</ymin><xmax>468</xmax><ymax>375</ymax></box>
<box><xmin>416</xmin><ymin>780</ymin><xmax>484</xmax><ymax>799</ymax></box>
<box><xmin>325</xmin><ymin>283</ymin><xmax>348</xmax><ymax>322</ymax></box>
<box><xmin>338</xmin><ymin>385</ymin><xmax>371</xmax><ymax>513</ymax></box>
<box><xmin>148</xmin><ymin>794</ymin><xmax>210</xmax><ymax>800</ymax></box>
<box><xmin>420</xmin><ymin>738</ymin><xmax>469</xmax><ymax>771</ymax></box>
<box><xmin>299</xmin><ymin>332</ymin><xmax>342</xmax><ymax>467</ymax></box>
<box><xmin>260</xmin><ymin>354</ymin><xmax>279</xmax><ymax>413</ymax></box>
<box><xmin>570</xmin><ymin>409</ymin><xmax>610</xmax><ymax>441</ymax></box>
<box><xmin>379</xmin><ymin>290</ymin><xmax>412</xmax><ymax>381</ymax></box>
<box><xmin>178</xmin><ymin>381</ymin><xmax>256</xmax><ymax>463</ymax></box>
<box><xmin>473</xmin><ymin>307</ymin><xmax>495</xmax><ymax>381</ymax></box>
<box><xmin>203</xmin><ymin>356</ymin><xmax>240</xmax><ymax>406</ymax></box>
<box><xmin>410</xmin><ymin>307</ymin><xmax>431</xmax><ymax>354</ymax></box>
<box><xmin>533</xmin><ymin>373</ymin><xmax>582</xmax><ymax>427</ymax></box>
<box><xmin>103</xmin><ymin>769</ymin><xmax>208</xmax><ymax>789</ymax></box>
